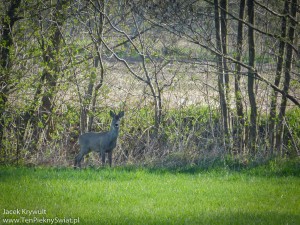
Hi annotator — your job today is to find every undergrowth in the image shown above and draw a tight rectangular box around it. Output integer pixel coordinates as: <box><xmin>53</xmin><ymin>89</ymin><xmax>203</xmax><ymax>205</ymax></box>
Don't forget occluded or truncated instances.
<box><xmin>1</xmin><ymin>106</ymin><xmax>299</xmax><ymax>168</ymax></box>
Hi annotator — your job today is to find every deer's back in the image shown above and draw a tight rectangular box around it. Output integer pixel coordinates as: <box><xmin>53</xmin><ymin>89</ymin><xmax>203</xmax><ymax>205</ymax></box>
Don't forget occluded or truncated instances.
<box><xmin>79</xmin><ymin>131</ymin><xmax>115</xmax><ymax>151</ymax></box>
<box><xmin>79</xmin><ymin>132</ymin><xmax>109</xmax><ymax>150</ymax></box>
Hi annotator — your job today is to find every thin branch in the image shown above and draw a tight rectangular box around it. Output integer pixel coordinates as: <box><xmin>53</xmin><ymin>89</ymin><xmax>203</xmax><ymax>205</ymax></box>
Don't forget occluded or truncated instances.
<box><xmin>254</xmin><ymin>0</ymin><xmax>298</xmax><ymax>24</ymax></box>
<box><xmin>204</xmin><ymin>0</ymin><xmax>299</xmax><ymax>54</ymax></box>
<box><xmin>142</xmin><ymin>12</ymin><xmax>300</xmax><ymax>107</ymax></box>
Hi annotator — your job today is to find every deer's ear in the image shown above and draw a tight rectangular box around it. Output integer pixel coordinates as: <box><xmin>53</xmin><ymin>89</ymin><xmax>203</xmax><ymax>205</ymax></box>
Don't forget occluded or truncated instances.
<box><xmin>110</xmin><ymin>110</ymin><xmax>115</xmax><ymax>117</ymax></box>
<box><xmin>119</xmin><ymin>111</ymin><xmax>124</xmax><ymax>118</ymax></box>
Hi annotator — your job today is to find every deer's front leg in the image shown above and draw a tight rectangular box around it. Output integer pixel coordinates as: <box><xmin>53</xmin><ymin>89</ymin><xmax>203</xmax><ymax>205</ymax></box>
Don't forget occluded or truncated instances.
<box><xmin>108</xmin><ymin>151</ymin><xmax>112</xmax><ymax>167</ymax></box>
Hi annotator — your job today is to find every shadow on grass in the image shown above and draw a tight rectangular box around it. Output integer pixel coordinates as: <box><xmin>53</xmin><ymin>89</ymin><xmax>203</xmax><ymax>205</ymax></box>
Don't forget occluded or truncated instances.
<box><xmin>0</xmin><ymin>158</ymin><xmax>299</xmax><ymax>181</ymax></box>
<box><xmin>120</xmin><ymin>157</ymin><xmax>300</xmax><ymax>177</ymax></box>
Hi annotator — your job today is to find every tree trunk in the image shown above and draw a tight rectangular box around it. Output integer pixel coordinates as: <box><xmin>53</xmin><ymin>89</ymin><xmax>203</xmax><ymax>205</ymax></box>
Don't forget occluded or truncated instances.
<box><xmin>80</xmin><ymin>61</ymin><xmax>96</xmax><ymax>134</ymax></box>
<box><xmin>214</xmin><ymin>0</ymin><xmax>229</xmax><ymax>150</ymax></box>
<box><xmin>0</xmin><ymin>0</ymin><xmax>21</xmax><ymax>151</ymax></box>
<box><xmin>87</xmin><ymin>0</ymin><xmax>105</xmax><ymax>132</ymax></box>
<box><xmin>87</xmin><ymin>55</ymin><xmax>104</xmax><ymax>132</ymax></box>
<box><xmin>247</xmin><ymin>0</ymin><xmax>257</xmax><ymax>154</ymax></box>
<box><xmin>24</xmin><ymin>1</ymin><xmax>66</xmax><ymax>148</ymax></box>
<box><xmin>275</xmin><ymin>0</ymin><xmax>297</xmax><ymax>156</ymax></box>
<box><xmin>268</xmin><ymin>0</ymin><xmax>289</xmax><ymax>156</ymax></box>
<box><xmin>234</xmin><ymin>0</ymin><xmax>246</xmax><ymax>154</ymax></box>
<box><xmin>78</xmin><ymin>0</ymin><xmax>106</xmax><ymax>134</ymax></box>
<box><xmin>220</xmin><ymin>0</ymin><xmax>230</xmax><ymax>106</ymax></box>
<box><xmin>37</xmin><ymin>4</ymin><xmax>64</xmax><ymax>141</ymax></box>
<box><xmin>220</xmin><ymin>0</ymin><xmax>231</xmax><ymax>149</ymax></box>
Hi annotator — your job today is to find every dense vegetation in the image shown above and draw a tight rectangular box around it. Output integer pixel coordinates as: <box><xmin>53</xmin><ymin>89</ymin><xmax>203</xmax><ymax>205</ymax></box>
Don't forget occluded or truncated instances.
<box><xmin>0</xmin><ymin>0</ymin><xmax>299</xmax><ymax>167</ymax></box>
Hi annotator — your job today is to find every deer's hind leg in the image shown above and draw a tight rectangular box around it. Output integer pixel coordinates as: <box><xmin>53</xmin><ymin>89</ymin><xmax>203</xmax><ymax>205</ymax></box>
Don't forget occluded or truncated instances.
<box><xmin>100</xmin><ymin>152</ymin><xmax>106</xmax><ymax>166</ymax></box>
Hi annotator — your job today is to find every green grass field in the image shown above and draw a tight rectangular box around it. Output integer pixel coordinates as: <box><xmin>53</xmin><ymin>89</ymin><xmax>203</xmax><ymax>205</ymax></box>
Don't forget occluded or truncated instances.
<box><xmin>0</xmin><ymin>165</ymin><xmax>299</xmax><ymax>225</ymax></box>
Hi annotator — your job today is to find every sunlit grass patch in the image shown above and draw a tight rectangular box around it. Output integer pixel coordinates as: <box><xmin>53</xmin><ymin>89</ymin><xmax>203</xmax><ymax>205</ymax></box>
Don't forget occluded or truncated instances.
<box><xmin>0</xmin><ymin>166</ymin><xmax>299</xmax><ymax>224</ymax></box>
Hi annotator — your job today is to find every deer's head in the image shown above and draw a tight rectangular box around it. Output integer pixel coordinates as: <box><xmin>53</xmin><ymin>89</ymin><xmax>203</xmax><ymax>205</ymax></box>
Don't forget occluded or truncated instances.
<box><xmin>110</xmin><ymin>110</ymin><xmax>124</xmax><ymax>130</ymax></box>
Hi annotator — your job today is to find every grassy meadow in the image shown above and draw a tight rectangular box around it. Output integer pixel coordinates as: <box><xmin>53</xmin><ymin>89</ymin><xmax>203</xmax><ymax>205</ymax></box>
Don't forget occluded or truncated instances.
<box><xmin>0</xmin><ymin>162</ymin><xmax>300</xmax><ymax>225</ymax></box>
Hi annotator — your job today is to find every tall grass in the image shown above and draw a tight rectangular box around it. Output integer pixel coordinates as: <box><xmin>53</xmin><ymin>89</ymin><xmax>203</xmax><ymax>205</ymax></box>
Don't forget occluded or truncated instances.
<box><xmin>1</xmin><ymin>165</ymin><xmax>299</xmax><ymax>224</ymax></box>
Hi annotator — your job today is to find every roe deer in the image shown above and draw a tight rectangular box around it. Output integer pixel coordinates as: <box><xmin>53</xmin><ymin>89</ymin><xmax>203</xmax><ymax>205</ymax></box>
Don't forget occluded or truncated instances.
<box><xmin>74</xmin><ymin>111</ymin><xmax>124</xmax><ymax>168</ymax></box>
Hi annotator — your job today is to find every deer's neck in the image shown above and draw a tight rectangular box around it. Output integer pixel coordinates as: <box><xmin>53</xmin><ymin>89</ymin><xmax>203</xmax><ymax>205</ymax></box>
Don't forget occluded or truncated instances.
<box><xmin>109</xmin><ymin>126</ymin><xmax>119</xmax><ymax>138</ymax></box>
